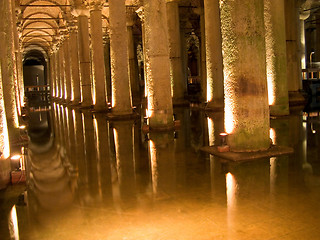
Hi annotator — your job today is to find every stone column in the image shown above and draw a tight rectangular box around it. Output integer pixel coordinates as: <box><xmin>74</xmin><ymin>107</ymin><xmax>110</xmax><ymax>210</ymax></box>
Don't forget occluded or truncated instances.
<box><xmin>264</xmin><ymin>0</ymin><xmax>289</xmax><ymax>116</ymax></box>
<box><xmin>127</xmin><ymin>8</ymin><xmax>140</xmax><ymax>104</ymax></box>
<box><xmin>284</xmin><ymin>0</ymin><xmax>304</xmax><ymax>104</ymax></box>
<box><xmin>103</xmin><ymin>36</ymin><xmax>112</xmax><ymax>104</ymax></box>
<box><xmin>143</xmin><ymin>0</ymin><xmax>174</xmax><ymax>129</ymax></box>
<box><xmin>220</xmin><ymin>0</ymin><xmax>270</xmax><ymax>152</ymax></box>
<box><xmin>73</xmin><ymin>7</ymin><xmax>93</xmax><ymax>107</ymax></box>
<box><xmin>64</xmin><ymin>36</ymin><xmax>72</xmax><ymax>102</ymax></box>
<box><xmin>109</xmin><ymin>0</ymin><xmax>133</xmax><ymax>115</ymax></box>
<box><xmin>299</xmin><ymin>11</ymin><xmax>310</xmax><ymax>70</ymax></box>
<box><xmin>0</xmin><ymin>18</ymin><xmax>19</xmax><ymax>150</ymax></box>
<box><xmin>69</xmin><ymin>25</ymin><xmax>81</xmax><ymax>103</ymax></box>
<box><xmin>90</xmin><ymin>2</ymin><xmax>107</xmax><ymax>111</ymax></box>
<box><xmin>204</xmin><ymin>0</ymin><xmax>224</xmax><ymax>110</ymax></box>
<box><xmin>53</xmin><ymin>46</ymin><xmax>60</xmax><ymax>98</ymax></box>
<box><xmin>166</xmin><ymin>0</ymin><xmax>186</xmax><ymax>105</ymax></box>
<box><xmin>199</xmin><ymin>6</ymin><xmax>207</xmax><ymax>103</ymax></box>
<box><xmin>48</xmin><ymin>51</ymin><xmax>55</xmax><ymax>98</ymax></box>
<box><xmin>58</xmin><ymin>40</ymin><xmax>65</xmax><ymax>99</ymax></box>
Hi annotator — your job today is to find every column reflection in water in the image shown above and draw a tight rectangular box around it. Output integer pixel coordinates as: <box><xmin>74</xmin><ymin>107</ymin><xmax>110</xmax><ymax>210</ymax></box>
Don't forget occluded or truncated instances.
<box><xmin>27</xmin><ymin>107</ymin><xmax>73</xmax><ymax>227</ymax></box>
<box><xmin>93</xmin><ymin>113</ymin><xmax>113</xmax><ymax>203</ymax></box>
<box><xmin>207</xmin><ymin>112</ymin><xmax>226</xmax><ymax>198</ymax></box>
<box><xmin>81</xmin><ymin>110</ymin><xmax>99</xmax><ymax>205</ymax></box>
<box><xmin>111</xmin><ymin>120</ymin><xmax>137</xmax><ymax>208</ymax></box>
<box><xmin>270</xmin><ymin>117</ymin><xmax>290</xmax><ymax>197</ymax></box>
<box><xmin>148</xmin><ymin>131</ymin><xmax>176</xmax><ymax>199</ymax></box>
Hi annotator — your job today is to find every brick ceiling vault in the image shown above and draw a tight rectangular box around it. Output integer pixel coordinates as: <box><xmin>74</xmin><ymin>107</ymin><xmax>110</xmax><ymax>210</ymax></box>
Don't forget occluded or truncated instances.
<box><xmin>16</xmin><ymin>0</ymin><xmax>320</xmax><ymax>62</ymax></box>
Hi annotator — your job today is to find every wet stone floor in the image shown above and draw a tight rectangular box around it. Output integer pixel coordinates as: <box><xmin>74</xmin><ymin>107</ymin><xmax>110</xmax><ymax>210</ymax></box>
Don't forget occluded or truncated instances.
<box><xmin>1</xmin><ymin>103</ymin><xmax>320</xmax><ymax>240</ymax></box>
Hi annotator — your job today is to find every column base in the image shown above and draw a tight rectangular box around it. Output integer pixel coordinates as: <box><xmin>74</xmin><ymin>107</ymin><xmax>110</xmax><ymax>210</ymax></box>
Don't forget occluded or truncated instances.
<box><xmin>200</xmin><ymin>144</ymin><xmax>293</xmax><ymax>162</ymax></box>
<box><xmin>205</xmin><ymin>101</ymin><xmax>224</xmax><ymax>112</ymax></box>
<box><xmin>0</xmin><ymin>156</ymin><xmax>11</xmax><ymax>190</ymax></box>
<box><xmin>288</xmin><ymin>90</ymin><xmax>307</xmax><ymax>107</ymax></box>
<box><xmin>270</xmin><ymin>104</ymin><xmax>290</xmax><ymax>116</ymax></box>
<box><xmin>106</xmin><ymin>111</ymin><xmax>138</xmax><ymax>120</ymax></box>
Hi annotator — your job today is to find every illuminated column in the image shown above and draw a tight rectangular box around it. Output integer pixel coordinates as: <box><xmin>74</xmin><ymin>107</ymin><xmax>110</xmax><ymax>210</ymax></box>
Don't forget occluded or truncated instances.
<box><xmin>90</xmin><ymin>2</ymin><xmax>107</xmax><ymax>111</ymax></box>
<box><xmin>166</xmin><ymin>0</ymin><xmax>186</xmax><ymax>105</ymax></box>
<box><xmin>204</xmin><ymin>0</ymin><xmax>224</xmax><ymax>109</ymax></box>
<box><xmin>299</xmin><ymin>11</ymin><xmax>310</xmax><ymax>70</ymax></box>
<box><xmin>73</xmin><ymin>7</ymin><xmax>93</xmax><ymax>107</ymax></box>
<box><xmin>58</xmin><ymin>40</ymin><xmax>65</xmax><ymax>99</ymax></box>
<box><xmin>199</xmin><ymin>6</ymin><xmax>207</xmax><ymax>103</ymax></box>
<box><xmin>103</xmin><ymin>36</ymin><xmax>112</xmax><ymax>104</ymax></box>
<box><xmin>53</xmin><ymin>43</ymin><xmax>60</xmax><ymax>98</ymax></box>
<box><xmin>220</xmin><ymin>0</ymin><xmax>270</xmax><ymax>152</ymax></box>
<box><xmin>264</xmin><ymin>0</ymin><xmax>289</xmax><ymax>116</ymax></box>
<box><xmin>0</xmin><ymin>32</ymin><xmax>19</xmax><ymax>145</ymax></box>
<box><xmin>64</xmin><ymin>36</ymin><xmax>72</xmax><ymax>102</ymax></box>
<box><xmin>127</xmin><ymin>9</ymin><xmax>140</xmax><ymax>103</ymax></box>
<box><xmin>284</xmin><ymin>0</ymin><xmax>304</xmax><ymax>102</ymax></box>
<box><xmin>109</xmin><ymin>0</ymin><xmax>133</xmax><ymax>115</ymax></box>
<box><xmin>69</xmin><ymin>24</ymin><xmax>81</xmax><ymax>103</ymax></box>
<box><xmin>143</xmin><ymin>0</ymin><xmax>174</xmax><ymax>129</ymax></box>
<box><xmin>0</xmin><ymin>65</ymin><xmax>10</xmax><ymax>189</ymax></box>
<box><xmin>48</xmin><ymin>51</ymin><xmax>55</xmax><ymax>98</ymax></box>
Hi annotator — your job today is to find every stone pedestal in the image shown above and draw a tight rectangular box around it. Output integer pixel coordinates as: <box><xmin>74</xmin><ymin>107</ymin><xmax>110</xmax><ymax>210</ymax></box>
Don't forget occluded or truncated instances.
<box><xmin>143</xmin><ymin>0</ymin><xmax>174</xmax><ymax>129</ymax></box>
<box><xmin>109</xmin><ymin>0</ymin><xmax>133</xmax><ymax>115</ymax></box>
<box><xmin>204</xmin><ymin>0</ymin><xmax>224</xmax><ymax>110</ymax></box>
<box><xmin>220</xmin><ymin>0</ymin><xmax>270</xmax><ymax>152</ymax></box>
<box><xmin>265</xmin><ymin>0</ymin><xmax>289</xmax><ymax>116</ymax></box>
<box><xmin>90</xmin><ymin>4</ymin><xmax>107</xmax><ymax>111</ymax></box>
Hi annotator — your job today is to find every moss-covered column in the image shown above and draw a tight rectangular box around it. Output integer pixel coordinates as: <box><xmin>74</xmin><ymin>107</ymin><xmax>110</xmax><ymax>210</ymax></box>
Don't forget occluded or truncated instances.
<box><xmin>264</xmin><ymin>0</ymin><xmax>289</xmax><ymax>116</ymax></box>
<box><xmin>72</xmin><ymin>7</ymin><xmax>93</xmax><ymax>107</ymax></box>
<box><xmin>69</xmin><ymin>25</ymin><xmax>81</xmax><ymax>103</ymax></box>
<box><xmin>143</xmin><ymin>0</ymin><xmax>174</xmax><ymax>129</ymax></box>
<box><xmin>90</xmin><ymin>2</ymin><xmax>107</xmax><ymax>111</ymax></box>
<box><xmin>109</xmin><ymin>0</ymin><xmax>133</xmax><ymax>115</ymax></box>
<box><xmin>166</xmin><ymin>0</ymin><xmax>186</xmax><ymax>105</ymax></box>
<box><xmin>284</xmin><ymin>0</ymin><xmax>304</xmax><ymax>104</ymax></box>
<box><xmin>220</xmin><ymin>0</ymin><xmax>270</xmax><ymax>152</ymax></box>
<box><xmin>204</xmin><ymin>0</ymin><xmax>224</xmax><ymax>110</ymax></box>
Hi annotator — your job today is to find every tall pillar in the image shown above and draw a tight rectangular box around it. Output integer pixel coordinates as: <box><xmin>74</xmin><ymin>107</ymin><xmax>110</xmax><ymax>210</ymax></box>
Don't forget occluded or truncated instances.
<box><xmin>299</xmin><ymin>11</ymin><xmax>310</xmax><ymax>70</ymax></box>
<box><xmin>64</xmin><ymin>36</ymin><xmax>72</xmax><ymax>102</ymax></box>
<box><xmin>204</xmin><ymin>0</ymin><xmax>224</xmax><ymax>110</ymax></box>
<box><xmin>0</xmin><ymin>5</ymin><xmax>20</xmax><ymax>149</ymax></box>
<box><xmin>58</xmin><ymin>40</ymin><xmax>65</xmax><ymax>100</ymax></box>
<box><xmin>220</xmin><ymin>0</ymin><xmax>270</xmax><ymax>152</ymax></box>
<box><xmin>53</xmin><ymin>46</ymin><xmax>59</xmax><ymax>98</ymax></box>
<box><xmin>109</xmin><ymin>0</ymin><xmax>133</xmax><ymax>115</ymax></box>
<box><xmin>143</xmin><ymin>0</ymin><xmax>174</xmax><ymax>129</ymax></box>
<box><xmin>103</xmin><ymin>36</ymin><xmax>112</xmax><ymax>104</ymax></box>
<box><xmin>127</xmin><ymin>8</ymin><xmax>140</xmax><ymax>104</ymax></box>
<box><xmin>73</xmin><ymin>7</ymin><xmax>93</xmax><ymax>107</ymax></box>
<box><xmin>284</xmin><ymin>0</ymin><xmax>304</xmax><ymax>104</ymax></box>
<box><xmin>48</xmin><ymin>51</ymin><xmax>55</xmax><ymax>98</ymax></box>
<box><xmin>264</xmin><ymin>0</ymin><xmax>289</xmax><ymax>116</ymax></box>
<box><xmin>166</xmin><ymin>0</ymin><xmax>186</xmax><ymax>105</ymax></box>
<box><xmin>90</xmin><ymin>2</ymin><xmax>107</xmax><ymax>111</ymax></box>
<box><xmin>69</xmin><ymin>25</ymin><xmax>81</xmax><ymax>103</ymax></box>
<box><xmin>199</xmin><ymin>6</ymin><xmax>207</xmax><ymax>103</ymax></box>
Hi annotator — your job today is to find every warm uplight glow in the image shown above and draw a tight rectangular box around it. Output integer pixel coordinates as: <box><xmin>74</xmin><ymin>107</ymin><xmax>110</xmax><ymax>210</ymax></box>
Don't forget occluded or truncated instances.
<box><xmin>9</xmin><ymin>205</ymin><xmax>19</xmax><ymax>240</ymax></box>
<box><xmin>207</xmin><ymin>77</ymin><xmax>213</xmax><ymax>102</ymax></box>
<box><xmin>19</xmin><ymin>125</ymin><xmax>26</xmax><ymax>130</ymax></box>
<box><xmin>224</xmin><ymin>86</ymin><xmax>235</xmax><ymax>134</ymax></box>
<box><xmin>11</xmin><ymin>155</ymin><xmax>21</xmax><ymax>161</ymax></box>
<box><xmin>269</xmin><ymin>128</ymin><xmax>276</xmax><ymax>145</ymax></box>
<box><xmin>207</xmin><ymin>117</ymin><xmax>215</xmax><ymax>146</ymax></box>
<box><xmin>149</xmin><ymin>140</ymin><xmax>158</xmax><ymax>194</ymax></box>
<box><xmin>226</xmin><ymin>172</ymin><xmax>236</xmax><ymax>208</ymax></box>
<box><xmin>267</xmin><ymin>73</ymin><xmax>275</xmax><ymax>105</ymax></box>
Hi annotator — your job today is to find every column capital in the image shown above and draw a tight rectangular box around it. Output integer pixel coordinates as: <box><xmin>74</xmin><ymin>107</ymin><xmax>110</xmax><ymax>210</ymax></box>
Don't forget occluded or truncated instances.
<box><xmin>126</xmin><ymin>7</ymin><xmax>137</xmax><ymax>27</ymax></box>
<box><xmin>88</xmin><ymin>0</ymin><xmax>104</xmax><ymax>11</ymax></box>
<box><xmin>136</xmin><ymin>7</ymin><xmax>144</xmax><ymax>23</ymax></box>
